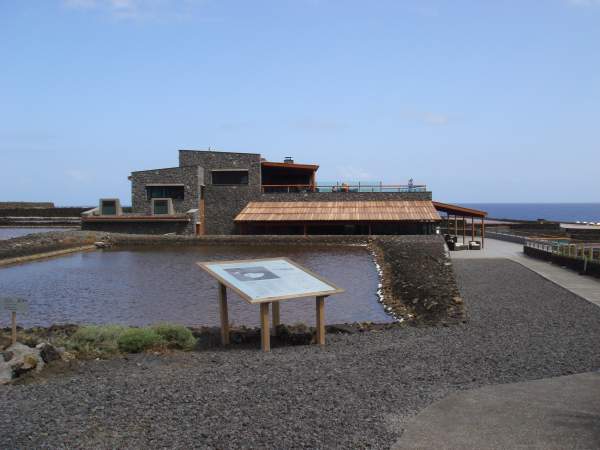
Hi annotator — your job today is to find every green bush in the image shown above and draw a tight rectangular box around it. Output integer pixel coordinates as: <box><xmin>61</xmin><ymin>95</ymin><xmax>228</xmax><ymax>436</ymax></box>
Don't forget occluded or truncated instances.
<box><xmin>152</xmin><ymin>323</ymin><xmax>197</xmax><ymax>350</ymax></box>
<box><xmin>68</xmin><ymin>325</ymin><xmax>128</xmax><ymax>356</ymax></box>
<box><xmin>117</xmin><ymin>328</ymin><xmax>164</xmax><ymax>353</ymax></box>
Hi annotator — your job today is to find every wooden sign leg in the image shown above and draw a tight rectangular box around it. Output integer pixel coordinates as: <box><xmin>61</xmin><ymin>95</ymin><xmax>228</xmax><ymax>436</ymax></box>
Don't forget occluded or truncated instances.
<box><xmin>11</xmin><ymin>311</ymin><xmax>17</xmax><ymax>345</ymax></box>
<box><xmin>315</xmin><ymin>296</ymin><xmax>326</xmax><ymax>346</ymax></box>
<box><xmin>260</xmin><ymin>303</ymin><xmax>270</xmax><ymax>352</ymax></box>
<box><xmin>218</xmin><ymin>283</ymin><xmax>230</xmax><ymax>346</ymax></box>
<box><xmin>272</xmin><ymin>302</ymin><xmax>280</xmax><ymax>335</ymax></box>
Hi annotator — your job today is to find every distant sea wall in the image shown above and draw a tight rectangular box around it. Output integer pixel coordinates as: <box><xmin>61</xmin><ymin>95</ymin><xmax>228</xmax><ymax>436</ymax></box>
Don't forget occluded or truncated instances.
<box><xmin>0</xmin><ymin>202</ymin><xmax>55</xmax><ymax>209</ymax></box>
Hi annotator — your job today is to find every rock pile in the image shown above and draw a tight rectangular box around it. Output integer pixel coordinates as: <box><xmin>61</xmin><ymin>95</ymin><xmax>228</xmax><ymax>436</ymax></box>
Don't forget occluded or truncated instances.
<box><xmin>0</xmin><ymin>342</ymin><xmax>62</xmax><ymax>384</ymax></box>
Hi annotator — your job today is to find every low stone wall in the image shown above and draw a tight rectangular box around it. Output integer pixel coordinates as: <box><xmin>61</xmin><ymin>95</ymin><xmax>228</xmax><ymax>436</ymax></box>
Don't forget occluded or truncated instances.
<box><xmin>0</xmin><ymin>202</ymin><xmax>55</xmax><ymax>209</ymax></box>
<box><xmin>371</xmin><ymin>236</ymin><xmax>464</xmax><ymax>325</ymax></box>
<box><xmin>486</xmin><ymin>231</ymin><xmax>528</xmax><ymax>244</ymax></box>
<box><xmin>81</xmin><ymin>221</ymin><xmax>192</xmax><ymax>235</ymax></box>
<box><xmin>0</xmin><ymin>231</ymin><xmax>107</xmax><ymax>261</ymax></box>
<box><xmin>104</xmin><ymin>233</ymin><xmax>369</xmax><ymax>246</ymax></box>
<box><xmin>524</xmin><ymin>246</ymin><xmax>600</xmax><ymax>279</ymax></box>
<box><xmin>0</xmin><ymin>207</ymin><xmax>91</xmax><ymax>217</ymax></box>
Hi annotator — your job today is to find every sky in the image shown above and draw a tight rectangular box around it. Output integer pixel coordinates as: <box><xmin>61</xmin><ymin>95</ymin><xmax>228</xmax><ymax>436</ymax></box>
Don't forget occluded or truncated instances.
<box><xmin>0</xmin><ymin>0</ymin><xmax>599</xmax><ymax>205</ymax></box>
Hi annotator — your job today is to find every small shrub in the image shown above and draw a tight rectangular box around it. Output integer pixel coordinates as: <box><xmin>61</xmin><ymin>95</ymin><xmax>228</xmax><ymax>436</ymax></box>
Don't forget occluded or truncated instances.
<box><xmin>152</xmin><ymin>323</ymin><xmax>196</xmax><ymax>350</ymax></box>
<box><xmin>117</xmin><ymin>328</ymin><xmax>164</xmax><ymax>353</ymax></box>
<box><xmin>68</xmin><ymin>325</ymin><xmax>127</xmax><ymax>356</ymax></box>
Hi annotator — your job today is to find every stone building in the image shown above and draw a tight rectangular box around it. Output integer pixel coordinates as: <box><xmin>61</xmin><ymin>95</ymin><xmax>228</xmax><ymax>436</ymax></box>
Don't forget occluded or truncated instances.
<box><xmin>82</xmin><ymin>149</ymin><xmax>485</xmax><ymax>236</ymax></box>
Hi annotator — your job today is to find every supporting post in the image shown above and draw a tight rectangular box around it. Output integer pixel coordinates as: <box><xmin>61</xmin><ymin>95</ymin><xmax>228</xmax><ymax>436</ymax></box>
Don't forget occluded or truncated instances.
<box><xmin>260</xmin><ymin>302</ymin><xmax>270</xmax><ymax>352</ymax></box>
<box><xmin>315</xmin><ymin>296</ymin><xmax>326</xmax><ymax>346</ymax></box>
<box><xmin>218</xmin><ymin>283</ymin><xmax>230</xmax><ymax>346</ymax></box>
<box><xmin>454</xmin><ymin>215</ymin><xmax>458</xmax><ymax>236</ymax></box>
<box><xmin>462</xmin><ymin>216</ymin><xmax>466</xmax><ymax>244</ymax></box>
<box><xmin>481</xmin><ymin>217</ymin><xmax>485</xmax><ymax>249</ymax></box>
<box><xmin>11</xmin><ymin>311</ymin><xmax>17</xmax><ymax>345</ymax></box>
<box><xmin>471</xmin><ymin>217</ymin><xmax>475</xmax><ymax>241</ymax></box>
<box><xmin>272</xmin><ymin>301</ymin><xmax>280</xmax><ymax>334</ymax></box>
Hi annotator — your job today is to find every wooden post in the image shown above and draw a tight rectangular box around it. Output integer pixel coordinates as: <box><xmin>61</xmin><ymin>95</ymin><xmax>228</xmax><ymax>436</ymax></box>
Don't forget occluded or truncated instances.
<box><xmin>462</xmin><ymin>216</ymin><xmax>466</xmax><ymax>244</ymax></box>
<box><xmin>11</xmin><ymin>311</ymin><xmax>17</xmax><ymax>345</ymax></box>
<box><xmin>481</xmin><ymin>217</ymin><xmax>485</xmax><ymax>249</ymax></box>
<box><xmin>315</xmin><ymin>296</ymin><xmax>326</xmax><ymax>346</ymax></box>
<box><xmin>260</xmin><ymin>302</ymin><xmax>270</xmax><ymax>352</ymax></box>
<box><xmin>272</xmin><ymin>301</ymin><xmax>280</xmax><ymax>333</ymax></box>
<box><xmin>454</xmin><ymin>215</ymin><xmax>458</xmax><ymax>236</ymax></box>
<box><xmin>218</xmin><ymin>283</ymin><xmax>230</xmax><ymax>346</ymax></box>
<box><xmin>471</xmin><ymin>217</ymin><xmax>475</xmax><ymax>241</ymax></box>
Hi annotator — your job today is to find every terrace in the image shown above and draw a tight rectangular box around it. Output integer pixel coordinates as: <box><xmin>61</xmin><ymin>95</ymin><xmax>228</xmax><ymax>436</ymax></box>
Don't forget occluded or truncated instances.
<box><xmin>261</xmin><ymin>182</ymin><xmax>428</xmax><ymax>194</ymax></box>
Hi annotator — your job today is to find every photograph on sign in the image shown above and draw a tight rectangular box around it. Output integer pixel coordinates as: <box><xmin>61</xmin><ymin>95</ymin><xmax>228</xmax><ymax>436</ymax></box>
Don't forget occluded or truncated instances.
<box><xmin>198</xmin><ymin>258</ymin><xmax>343</xmax><ymax>303</ymax></box>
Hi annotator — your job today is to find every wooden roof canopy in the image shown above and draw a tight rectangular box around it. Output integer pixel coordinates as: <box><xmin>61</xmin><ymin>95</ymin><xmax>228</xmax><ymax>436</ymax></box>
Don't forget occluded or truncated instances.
<box><xmin>235</xmin><ymin>201</ymin><xmax>441</xmax><ymax>222</ymax></box>
<box><xmin>432</xmin><ymin>201</ymin><xmax>488</xmax><ymax>218</ymax></box>
<box><xmin>261</xmin><ymin>161</ymin><xmax>319</xmax><ymax>171</ymax></box>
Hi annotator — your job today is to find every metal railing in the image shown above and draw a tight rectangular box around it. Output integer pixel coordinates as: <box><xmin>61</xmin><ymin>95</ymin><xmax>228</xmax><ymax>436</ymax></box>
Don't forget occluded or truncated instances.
<box><xmin>261</xmin><ymin>183</ymin><xmax>428</xmax><ymax>194</ymax></box>
<box><xmin>525</xmin><ymin>239</ymin><xmax>600</xmax><ymax>260</ymax></box>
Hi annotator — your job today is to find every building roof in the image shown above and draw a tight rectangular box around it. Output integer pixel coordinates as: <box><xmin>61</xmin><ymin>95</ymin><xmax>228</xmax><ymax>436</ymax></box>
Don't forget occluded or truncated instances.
<box><xmin>235</xmin><ymin>200</ymin><xmax>441</xmax><ymax>222</ymax></box>
<box><xmin>432</xmin><ymin>201</ymin><xmax>488</xmax><ymax>218</ymax></box>
<box><xmin>261</xmin><ymin>161</ymin><xmax>319</xmax><ymax>171</ymax></box>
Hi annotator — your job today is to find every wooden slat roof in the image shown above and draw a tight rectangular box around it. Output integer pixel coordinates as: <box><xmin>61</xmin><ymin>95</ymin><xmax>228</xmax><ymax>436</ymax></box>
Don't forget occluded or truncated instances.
<box><xmin>432</xmin><ymin>201</ymin><xmax>488</xmax><ymax>218</ymax></box>
<box><xmin>235</xmin><ymin>201</ymin><xmax>441</xmax><ymax>222</ymax></box>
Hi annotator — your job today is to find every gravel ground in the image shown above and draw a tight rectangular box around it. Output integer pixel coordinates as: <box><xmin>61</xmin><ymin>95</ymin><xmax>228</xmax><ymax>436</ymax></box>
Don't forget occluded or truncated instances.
<box><xmin>2</xmin><ymin>259</ymin><xmax>600</xmax><ymax>449</ymax></box>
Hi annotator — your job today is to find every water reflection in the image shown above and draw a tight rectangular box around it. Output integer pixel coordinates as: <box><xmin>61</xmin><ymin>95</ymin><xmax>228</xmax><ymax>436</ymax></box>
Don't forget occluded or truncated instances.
<box><xmin>0</xmin><ymin>245</ymin><xmax>391</xmax><ymax>327</ymax></box>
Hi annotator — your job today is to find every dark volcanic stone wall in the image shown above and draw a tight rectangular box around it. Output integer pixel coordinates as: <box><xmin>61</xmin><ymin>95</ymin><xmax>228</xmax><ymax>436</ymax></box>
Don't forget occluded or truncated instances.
<box><xmin>178</xmin><ymin>150</ymin><xmax>263</xmax><ymax>235</ymax></box>
<box><xmin>130</xmin><ymin>166</ymin><xmax>203</xmax><ymax>215</ymax></box>
<box><xmin>81</xmin><ymin>220</ymin><xmax>193</xmax><ymax>235</ymax></box>
<box><xmin>371</xmin><ymin>235</ymin><xmax>464</xmax><ymax>325</ymax></box>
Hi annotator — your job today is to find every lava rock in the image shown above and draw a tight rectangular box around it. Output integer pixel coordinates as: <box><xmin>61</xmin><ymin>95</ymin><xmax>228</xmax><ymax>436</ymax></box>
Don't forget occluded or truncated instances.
<box><xmin>36</xmin><ymin>343</ymin><xmax>62</xmax><ymax>363</ymax></box>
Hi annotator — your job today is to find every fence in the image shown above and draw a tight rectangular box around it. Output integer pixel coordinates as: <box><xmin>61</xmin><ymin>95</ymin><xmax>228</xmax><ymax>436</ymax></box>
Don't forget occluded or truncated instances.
<box><xmin>261</xmin><ymin>183</ymin><xmax>428</xmax><ymax>194</ymax></box>
<box><xmin>524</xmin><ymin>239</ymin><xmax>600</xmax><ymax>279</ymax></box>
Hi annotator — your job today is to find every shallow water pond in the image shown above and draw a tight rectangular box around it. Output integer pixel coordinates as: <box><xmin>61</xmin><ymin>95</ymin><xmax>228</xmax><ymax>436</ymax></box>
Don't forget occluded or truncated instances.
<box><xmin>0</xmin><ymin>245</ymin><xmax>391</xmax><ymax>327</ymax></box>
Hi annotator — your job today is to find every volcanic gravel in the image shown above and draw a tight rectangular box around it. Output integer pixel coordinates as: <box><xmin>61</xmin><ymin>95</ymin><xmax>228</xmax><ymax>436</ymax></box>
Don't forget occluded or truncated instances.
<box><xmin>2</xmin><ymin>259</ymin><xmax>600</xmax><ymax>449</ymax></box>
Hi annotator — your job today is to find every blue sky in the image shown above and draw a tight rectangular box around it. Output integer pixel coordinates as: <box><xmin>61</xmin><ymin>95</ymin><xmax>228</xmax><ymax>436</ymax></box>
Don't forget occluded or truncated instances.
<box><xmin>1</xmin><ymin>0</ymin><xmax>599</xmax><ymax>205</ymax></box>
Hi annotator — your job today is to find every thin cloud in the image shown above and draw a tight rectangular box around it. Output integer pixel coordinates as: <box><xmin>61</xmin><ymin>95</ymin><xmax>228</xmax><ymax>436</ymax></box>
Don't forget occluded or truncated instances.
<box><xmin>62</xmin><ymin>0</ymin><xmax>206</xmax><ymax>21</ymax></box>
<box><xmin>292</xmin><ymin>119</ymin><xmax>347</xmax><ymax>132</ymax></box>
<box><xmin>336</xmin><ymin>166</ymin><xmax>374</xmax><ymax>182</ymax></box>
<box><xmin>566</xmin><ymin>0</ymin><xmax>600</xmax><ymax>6</ymax></box>
<box><xmin>401</xmin><ymin>110</ymin><xmax>450</xmax><ymax>126</ymax></box>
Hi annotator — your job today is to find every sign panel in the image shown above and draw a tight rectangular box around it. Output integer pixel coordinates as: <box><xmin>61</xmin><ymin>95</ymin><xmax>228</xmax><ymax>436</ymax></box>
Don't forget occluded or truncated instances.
<box><xmin>0</xmin><ymin>297</ymin><xmax>28</xmax><ymax>314</ymax></box>
<box><xmin>198</xmin><ymin>258</ymin><xmax>344</xmax><ymax>303</ymax></box>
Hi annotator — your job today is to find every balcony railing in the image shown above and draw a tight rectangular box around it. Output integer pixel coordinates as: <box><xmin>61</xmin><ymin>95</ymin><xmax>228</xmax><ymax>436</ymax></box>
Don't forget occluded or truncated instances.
<box><xmin>261</xmin><ymin>183</ymin><xmax>427</xmax><ymax>194</ymax></box>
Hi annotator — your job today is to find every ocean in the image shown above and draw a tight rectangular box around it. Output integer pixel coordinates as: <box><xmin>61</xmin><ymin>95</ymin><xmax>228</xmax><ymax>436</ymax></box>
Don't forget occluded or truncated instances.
<box><xmin>457</xmin><ymin>203</ymin><xmax>600</xmax><ymax>223</ymax></box>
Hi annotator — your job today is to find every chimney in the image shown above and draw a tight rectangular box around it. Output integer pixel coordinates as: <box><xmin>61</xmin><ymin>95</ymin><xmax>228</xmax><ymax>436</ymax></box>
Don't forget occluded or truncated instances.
<box><xmin>284</xmin><ymin>156</ymin><xmax>294</xmax><ymax>164</ymax></box>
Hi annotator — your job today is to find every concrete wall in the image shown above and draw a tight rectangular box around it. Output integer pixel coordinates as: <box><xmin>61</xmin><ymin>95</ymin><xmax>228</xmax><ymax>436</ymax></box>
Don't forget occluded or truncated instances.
<box><xmin>130</xmin><ymin>166</ymin><xmax>203</xmax><ymax>215</ymax></box>
<box><xmin>178</xmin><ymin>150</ymin><xmax>263</xmax><ymax>235</ymax></box>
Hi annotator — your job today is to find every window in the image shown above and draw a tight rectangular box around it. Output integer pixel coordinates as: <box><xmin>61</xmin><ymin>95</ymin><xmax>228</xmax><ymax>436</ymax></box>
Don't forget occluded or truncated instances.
<box><xmin>146</xmin><ymin>185</ymin><xmax>184</xmax><ymax>200</ymax></box>
<box><xmin>152</xmin><ymin>198</ymin><xmax>173</xmax><ymax>215</ymax></box>
<box><xmin>212</xmin><ymin>170</ymin><xmax>249</xmax><ymax>185</ymax></box>
<box><xmin>100</xmin><ymin>200</ymin><xmax>117</xmax><ymax>215</ymax></box>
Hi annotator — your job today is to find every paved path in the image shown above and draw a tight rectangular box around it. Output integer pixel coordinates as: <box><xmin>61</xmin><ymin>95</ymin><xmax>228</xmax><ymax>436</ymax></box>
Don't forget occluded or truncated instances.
<box><xmin>451</xmin><ymin>238</ymin><xmax>600</xmax><ymax>307</ymax></box>
<box><xmin>394</xmin><ymin>371</ymin><xmax>600</xmax><ymax>450</ymax></box>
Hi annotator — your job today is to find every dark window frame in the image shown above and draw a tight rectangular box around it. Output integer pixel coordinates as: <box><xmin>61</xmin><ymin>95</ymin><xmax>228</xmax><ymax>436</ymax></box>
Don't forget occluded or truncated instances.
<box><xmin>211</xmin><ymin>170</ymin><xmax>249</xmax><ymax>185</ymax></box>
<box><xmin>145</xmin><ymin>185</ymin><xmax>185</xmax><ymax>200</ymax></box>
